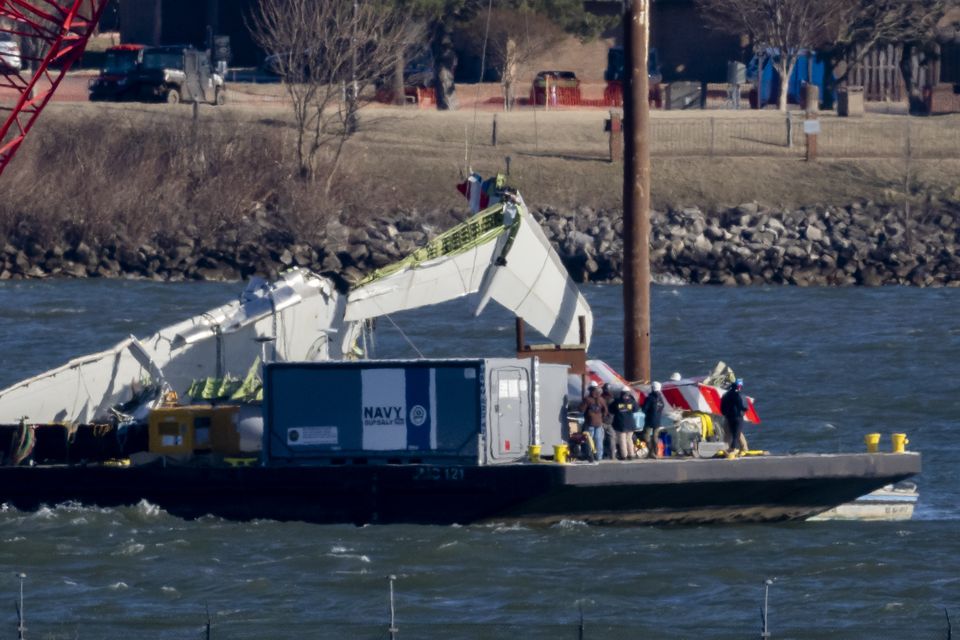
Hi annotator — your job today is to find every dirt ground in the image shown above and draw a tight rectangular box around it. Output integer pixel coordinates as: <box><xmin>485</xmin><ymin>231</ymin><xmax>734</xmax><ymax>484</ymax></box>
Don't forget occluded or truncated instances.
<box><xmin>21</xmin><ymin>84</ymin><xmax>960</xmax><ymax>213</ymax></box>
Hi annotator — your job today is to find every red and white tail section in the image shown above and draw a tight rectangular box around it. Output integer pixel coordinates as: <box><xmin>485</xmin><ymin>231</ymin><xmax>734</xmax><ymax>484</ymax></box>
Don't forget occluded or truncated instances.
<box><xmin>0</xmin><ymin>0</ymin><xmax>109</xmax><ymax>175</ymax></box>
<box><xmin>582</xmin><ymin>359</ymin><xmax>761</xmax><ymax>424</ymax></box>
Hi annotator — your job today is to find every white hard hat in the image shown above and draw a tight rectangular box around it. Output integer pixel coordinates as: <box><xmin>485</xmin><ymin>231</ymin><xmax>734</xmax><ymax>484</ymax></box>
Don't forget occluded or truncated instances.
<box><xmin>588</xmin><ymin>380</ymin><xmax>598</xmax><ymax>388</ymax></box>
<box><xmin>652</xmin><ymin>381</ymin><xmax>662</xmax><ymax>392</ymax></box>
<box><xmin>670</xmin><ymin>372</ymin><xmax>681</xmax><ymax>381</ymax></box>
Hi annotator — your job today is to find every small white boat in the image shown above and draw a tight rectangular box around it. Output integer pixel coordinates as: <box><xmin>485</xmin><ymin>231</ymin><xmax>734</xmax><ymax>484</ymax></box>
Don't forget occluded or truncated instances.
<box><xmin>808</xmin><ymin>481</ymin><xmax>918</xmax><ymax>521</ymax></box>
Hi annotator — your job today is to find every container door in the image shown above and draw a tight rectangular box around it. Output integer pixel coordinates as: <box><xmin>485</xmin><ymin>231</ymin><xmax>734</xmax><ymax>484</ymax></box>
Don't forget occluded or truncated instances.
<box><xmin>490</xmin><ymin>367</ymin><xmax>528</xmax><ymax>460</ymax></box>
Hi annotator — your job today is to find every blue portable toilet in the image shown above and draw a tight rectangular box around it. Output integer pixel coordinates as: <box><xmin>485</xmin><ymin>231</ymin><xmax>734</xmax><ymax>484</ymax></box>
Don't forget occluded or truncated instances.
<box><xmin>748</xmin><ymin>49</ymin><xmax>831</xmax><ymax>107</ymax></box>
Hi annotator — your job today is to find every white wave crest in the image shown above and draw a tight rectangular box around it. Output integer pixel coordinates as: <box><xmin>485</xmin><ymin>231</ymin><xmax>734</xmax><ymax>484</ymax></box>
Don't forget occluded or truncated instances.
<box><xmin>328</xmin><ymin>551</ymin><xmax>371</xmax><ymax>563</ymax></box>
<box><xmin>135</xmin><ymin>500</ymin><xmax>163</xmax><ymax>518</ymax></box>
<box><xmin>33</xmin><ymin>506</ymin><xmax>57</xmax><ymax>520</ymax></box>
<box><xmin>113</xmin><ymin>542</ymin><xmax>145</xmax><ymax>557</ymax></box>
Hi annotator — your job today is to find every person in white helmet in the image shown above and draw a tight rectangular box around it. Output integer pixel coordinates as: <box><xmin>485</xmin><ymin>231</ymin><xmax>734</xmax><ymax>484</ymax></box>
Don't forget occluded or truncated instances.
<box><xmin>611</xmin><ymin>388</ymin><xmax>639</xmax><ymax>460</ymax></box>
<box><xmin>641</xmin><ymin>381</ymin><xmax>666</xmax><ymax>459</ymax></box>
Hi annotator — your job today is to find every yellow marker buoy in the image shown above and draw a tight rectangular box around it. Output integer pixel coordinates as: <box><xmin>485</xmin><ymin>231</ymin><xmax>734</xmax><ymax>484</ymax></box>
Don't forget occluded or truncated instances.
<box><xmin>891</xmin><ymin>433</ymin><xmax>909</xmax><ymax>454</ymax></box>
<box><xmin>553</xmin><ymin>443</ymin><xmax>569</xmax><ymax>464</ymax></box>
<box><xmin>528</xmin><ymin>444</ymin><xmax>542</xmax><ymax>463</ymax></box>
<box><xmin>864</xmin><ymin>433</ymin><xmax>881</xmax><ymax>453</ymax></box>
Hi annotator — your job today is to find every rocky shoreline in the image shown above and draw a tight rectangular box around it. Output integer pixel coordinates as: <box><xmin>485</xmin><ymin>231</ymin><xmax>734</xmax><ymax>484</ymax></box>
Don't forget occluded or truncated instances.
<box><xmin>1</xmin><ymin>201</ymin><xmax>958</xmax><ymax>287</ymax></box>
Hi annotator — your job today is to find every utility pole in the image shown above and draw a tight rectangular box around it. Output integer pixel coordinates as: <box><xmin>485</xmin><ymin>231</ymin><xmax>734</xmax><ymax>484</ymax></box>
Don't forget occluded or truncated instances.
<box><xmin>622</xmin><ymin>0</ymin><xmax>652</xmax><ymax>383</ymax></box>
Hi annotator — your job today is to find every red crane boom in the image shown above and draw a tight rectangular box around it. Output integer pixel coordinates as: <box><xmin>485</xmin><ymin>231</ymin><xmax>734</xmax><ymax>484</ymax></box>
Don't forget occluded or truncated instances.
<box><xmin>0</xmin><ymin>0</ymin><xmax>108</xmax><ymax>176</ymax></box>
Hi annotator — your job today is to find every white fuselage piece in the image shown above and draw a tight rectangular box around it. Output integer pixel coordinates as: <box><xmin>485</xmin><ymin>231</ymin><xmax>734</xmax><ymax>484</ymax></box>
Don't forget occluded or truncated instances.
<box><xmin>0</xmin><ymin>195</ymin><xmax>594</xmax><ymax>425</ymax></box>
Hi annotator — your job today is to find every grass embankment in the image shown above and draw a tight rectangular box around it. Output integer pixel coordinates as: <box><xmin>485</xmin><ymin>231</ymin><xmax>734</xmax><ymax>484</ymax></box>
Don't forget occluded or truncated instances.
<box><xmin>1</xmin><ymin>101</ymin><xmax>959</xmax><ymax>248</ymax></box>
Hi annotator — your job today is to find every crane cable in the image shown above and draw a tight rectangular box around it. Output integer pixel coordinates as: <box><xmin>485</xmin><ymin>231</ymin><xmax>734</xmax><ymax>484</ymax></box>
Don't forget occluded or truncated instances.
<box><xmin>466</xmin><ymin>0</ymin><xmax>494</xmax><ymax>173</ymax></box>
<box><xmin>523</xmin><ymin>9</ymin><xmax>543</xmax><ymax>183</ymax></box>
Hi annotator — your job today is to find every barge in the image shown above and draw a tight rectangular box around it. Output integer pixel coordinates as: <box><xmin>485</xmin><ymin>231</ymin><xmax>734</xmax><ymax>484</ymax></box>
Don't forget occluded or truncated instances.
<box><xmin>0</xmin><ymin>453</ymin><xmax>919</xmax><ymax>526</ymax></box>
<box><xmin>0</xmin><ymin>194</ymin><xmax>921</xmax><ymax>526</ymax></box>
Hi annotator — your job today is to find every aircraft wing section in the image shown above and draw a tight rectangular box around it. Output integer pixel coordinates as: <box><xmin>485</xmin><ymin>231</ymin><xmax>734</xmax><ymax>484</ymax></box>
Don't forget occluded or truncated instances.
<box><xmin>345</xmin><ymin>206</ymin><xmax>511</xmax><ymax>322</ymax></box>
<box><xmin>474</xmin><ymin>203</ymin><xmax>593</xmax><ymax>348</ymax></box>
<box><xmin>0</xmin><ymin>269</ymin><xmax>346</xmax><ymax>424</ymax></box>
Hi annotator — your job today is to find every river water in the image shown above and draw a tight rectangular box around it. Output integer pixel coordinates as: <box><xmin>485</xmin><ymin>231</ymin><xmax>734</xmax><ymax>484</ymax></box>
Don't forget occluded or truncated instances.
<box><xmin>0</xmin><ymin>280</ymin><xmax>957</xmax><ymax>639</ymax></box>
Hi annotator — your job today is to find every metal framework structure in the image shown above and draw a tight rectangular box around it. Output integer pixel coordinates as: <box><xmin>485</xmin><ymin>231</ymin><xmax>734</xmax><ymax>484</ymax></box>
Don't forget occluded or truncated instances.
<box><xmin>0</xmin><ymin>0</ymin><xmax>108</xmax><ymax>176</ymax></box>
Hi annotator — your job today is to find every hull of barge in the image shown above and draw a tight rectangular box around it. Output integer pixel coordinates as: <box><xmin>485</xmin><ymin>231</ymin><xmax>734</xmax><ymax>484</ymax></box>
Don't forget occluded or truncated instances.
<box><xmin>0</xmin><ymin>452</ymin><xmax>920</xmax><ymax>526</ymax></box>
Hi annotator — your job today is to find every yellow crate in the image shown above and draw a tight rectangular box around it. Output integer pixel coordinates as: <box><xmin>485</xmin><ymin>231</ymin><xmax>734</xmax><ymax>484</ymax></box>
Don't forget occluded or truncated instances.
<box><xmin>148</xmin><ymin>406</ymin><xmax>241</xmax><ymax>456</ymax></box>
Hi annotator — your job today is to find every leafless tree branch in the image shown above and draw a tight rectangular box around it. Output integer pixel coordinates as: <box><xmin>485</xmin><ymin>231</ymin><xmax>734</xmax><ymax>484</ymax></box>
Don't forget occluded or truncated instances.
<box><xmin>697</xmin><ymin>0</ymin><xmax>843</xmax><ymax>111</ymax></box>
<box><xmin>249</xmin><ymin>0</ymin><xmax>424</xmax><ymax>190</ymax></box>
<box><xmin>459</xmin><ymin>8</ymin><xmax>566</xmax><ymax>111</ymax></box>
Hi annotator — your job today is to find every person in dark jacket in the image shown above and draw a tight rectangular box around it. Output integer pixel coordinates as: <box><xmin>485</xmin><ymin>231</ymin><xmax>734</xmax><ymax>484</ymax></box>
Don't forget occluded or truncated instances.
<box><xmin>578</xmin><ymin>384</ymin><xmax>608</xmax><ymax>461</ymax></box>
<box><xmin>641</xmin><ymin>381</ymin><xmax>665</xmax><ymax>458</ymax></box>
<box><xmin>611</xmin><ymin>388</ymin><xmax>639</xmax><ymax>460</ymax></box>
<box><xmin>720</xmin><ymin>378</ymin><xmax>749</xmax><ymax>457</ymax></box>
<box><xmin>600</xmin><ymin>383</ymin><xmax>616</xmax><ymax>459</ymax></box>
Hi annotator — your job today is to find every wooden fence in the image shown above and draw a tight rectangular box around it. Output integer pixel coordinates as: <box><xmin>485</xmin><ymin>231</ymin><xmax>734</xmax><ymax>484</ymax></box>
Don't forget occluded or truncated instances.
<box><xmin>847</xmin><ymin>45</ymin><xmax>941</xmax><ymax>102</ymax></box>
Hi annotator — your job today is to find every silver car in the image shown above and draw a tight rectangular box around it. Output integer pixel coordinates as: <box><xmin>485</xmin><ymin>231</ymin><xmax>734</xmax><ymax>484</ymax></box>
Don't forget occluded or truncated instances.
<box><xmin>0</xmin><ymin>33</ymin><xmax>21</xmax><ymax>73</ymax></box>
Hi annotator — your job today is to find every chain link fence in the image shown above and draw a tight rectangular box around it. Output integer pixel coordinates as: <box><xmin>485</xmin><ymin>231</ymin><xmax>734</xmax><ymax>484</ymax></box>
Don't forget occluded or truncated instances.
<box><xmin>646</xmin><ymin>116</ymin><xmax>960</xmax><ymax>159</ymax></box>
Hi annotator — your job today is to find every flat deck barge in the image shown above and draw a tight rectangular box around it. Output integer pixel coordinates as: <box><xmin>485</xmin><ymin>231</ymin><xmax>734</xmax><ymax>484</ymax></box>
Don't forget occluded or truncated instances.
<box><xmin>0</xmin><ymin>452</ymin><xmax>920</xmax><ymax>525</ymax></box>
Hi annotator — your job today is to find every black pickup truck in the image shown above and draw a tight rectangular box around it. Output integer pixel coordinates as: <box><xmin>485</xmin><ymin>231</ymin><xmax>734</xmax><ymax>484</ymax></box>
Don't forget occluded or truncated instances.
<box><xmin>136</xmin><ymin>45</ymin><xmax>226</xmax><ymax>105</ymax></box>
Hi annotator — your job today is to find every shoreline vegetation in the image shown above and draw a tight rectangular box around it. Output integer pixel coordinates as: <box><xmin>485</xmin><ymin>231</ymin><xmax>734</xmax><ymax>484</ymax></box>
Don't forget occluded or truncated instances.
<box><xmin>1</xmin><ymin>102</ymin><xmax>958</xmax><ymax>287</ymax></box>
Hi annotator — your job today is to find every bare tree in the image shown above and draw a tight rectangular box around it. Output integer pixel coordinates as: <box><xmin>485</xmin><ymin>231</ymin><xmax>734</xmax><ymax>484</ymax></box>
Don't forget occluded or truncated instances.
<box><xmin>458</xmin><ymin>8</ymin><xmax>566</xmax><ymax>110</ymax></box>
<box><xmin>250</xmin><ymin>0</ymin><xmax>424</xmax><ymax>193</ymax></box>
<box><xmin>697</xmin><ymin>0</ymin><xmax>843</xmax><ymax>111</ymax></box>
<box><xmin>827</xmin><ymin>0</ymin><xmax>953</xmax><ymax>111</ymax></box>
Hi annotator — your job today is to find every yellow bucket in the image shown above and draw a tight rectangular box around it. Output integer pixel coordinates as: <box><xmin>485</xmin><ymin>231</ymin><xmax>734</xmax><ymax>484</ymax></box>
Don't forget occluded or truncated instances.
<box><xmin>891</xmin><ymin>433</ymin><xmax>909</xmax><ymax>454</ymax></box>
<box><xmin>553</xmin><ymin>444</ymin><xmax>569</xmax><ymax>464</ymax></box>
<box><xmin>528</xmin><ymin>445</ymin><xmax>542</xmax><ymax>463</ymax></box>
<box><xmin>864</xmin><ymin>433</ymin><xmax>881</xmax><ymax>453</ymax></box>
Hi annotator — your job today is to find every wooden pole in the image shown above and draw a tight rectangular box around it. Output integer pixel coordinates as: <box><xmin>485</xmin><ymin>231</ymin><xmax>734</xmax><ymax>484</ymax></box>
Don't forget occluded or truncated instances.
<box><xmin>608</xmin><ymin>109</ymin><xmax>623</xmax><ymax>162</ymax></box>
<box><xmin>622</xmin><ymin>0</ymin><xmax>651</xmax><ymax>383</ymax></box>
<box><xmin>805</xmin><ymin>130</ymin><xmax>817</xmax><ymax>161</ymax></box>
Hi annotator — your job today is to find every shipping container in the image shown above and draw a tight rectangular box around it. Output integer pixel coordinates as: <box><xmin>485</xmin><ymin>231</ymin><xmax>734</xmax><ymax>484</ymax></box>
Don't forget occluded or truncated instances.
<box><xmin>263</xmin><ymin>358</ymin><xmax>569</xmax><ymax>465</ymax></box>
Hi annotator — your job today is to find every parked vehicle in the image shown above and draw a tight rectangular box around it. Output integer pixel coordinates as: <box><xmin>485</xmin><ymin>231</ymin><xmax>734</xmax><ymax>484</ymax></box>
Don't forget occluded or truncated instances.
<box><xmin>88</xmin><ymin>44</ymin><xmax>146</xmax><ymax>101</ymax></box>
<box><xmin>603</xmin><ymin>46</ymin><xmax>662</xmax><ymax>107</ymax></box>
<box><xmin>136</xmin><ymin>45</ymin><xmax>225</xmax><ymax>105</ymax></box>
<box><xmin>604</xmin><ymin>46</ymin><xmax>662</xmax><ymax>85</ymax></box>
<box><xmin>530</xmin><ymin>70</ymin><xmax>581</xmax><ymax>106</ymax></box>
<box><xmin>375</xmin><ymin>51</ymin><xmax>434</xmax><ymax>103</ymax></box>
<box><xmin>0</xmin><ymin>32</ymin><xmax>21</xmax><ymax>73</ymax></box>
<box><xmin>402</xmin><ymin>50</ymin><xmax>434</xmax><ymax>89</ymax></box>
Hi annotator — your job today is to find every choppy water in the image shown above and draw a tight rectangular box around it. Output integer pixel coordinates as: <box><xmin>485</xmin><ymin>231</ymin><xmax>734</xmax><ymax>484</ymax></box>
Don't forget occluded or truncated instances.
<box><xmin>0</xmin><ymin>280</ymin><xmax>958</xmax><ymax>639</ymax></box>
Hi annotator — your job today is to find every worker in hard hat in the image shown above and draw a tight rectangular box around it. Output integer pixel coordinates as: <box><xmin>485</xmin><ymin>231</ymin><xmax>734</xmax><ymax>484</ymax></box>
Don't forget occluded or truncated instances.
<box><xmin>721</xmin><ymin>378</ymin><xmax>749</xmax><ymax>457</ymax></box>
<box><xmin>611</xmin><ymin>388</ymin><xmax>639</xmax><ymax>460</ymax></box>
<box><xmin>641</xmin><ymin>381</ymin><xmax>666</xmax><ymax>459</ymax></box>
